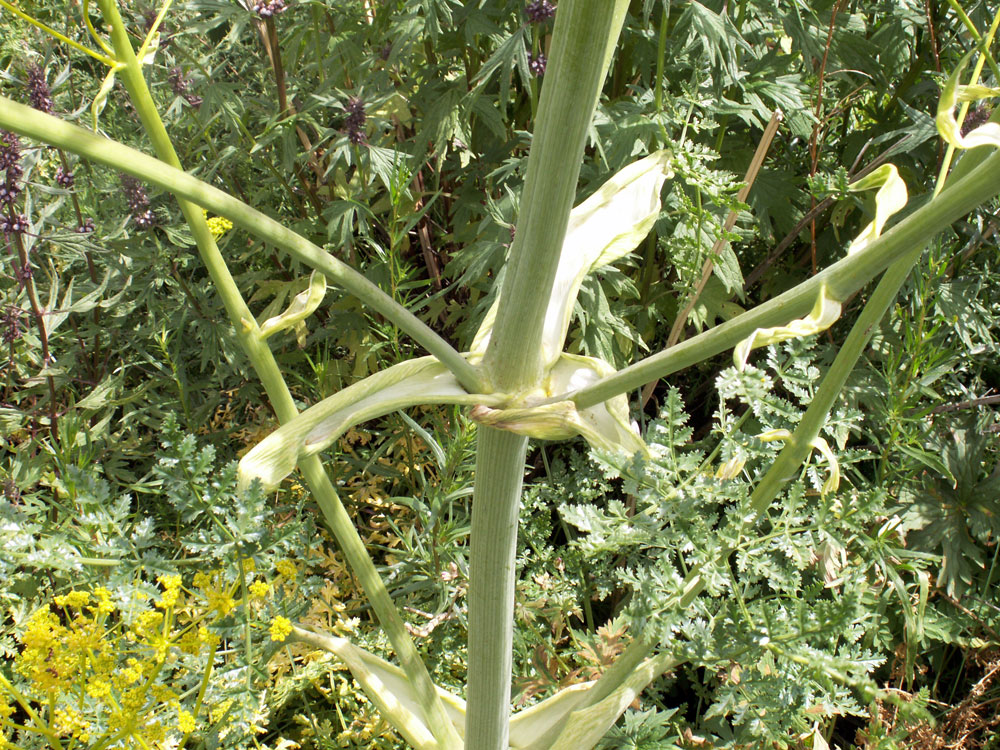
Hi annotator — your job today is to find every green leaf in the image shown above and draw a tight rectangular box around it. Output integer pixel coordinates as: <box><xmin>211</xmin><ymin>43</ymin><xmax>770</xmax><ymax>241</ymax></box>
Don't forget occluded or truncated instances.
<box><xmin>238</xmin><ymin>357</ymin><xmax>505</xmax><ymax>490</ymax></box>
<box><xmin>257</xmin><ymin>271</ymin><xmax>327</xmax><ymax>339</ymax></box>
<box><xmin>733</xmin><ymin>285</ymin><xmax>841</xmax><ymax>371</ymax></box>
<box><xmin>545</xmin><ymin>653</ymin><xmax>679</xmax><ymax>750</ymax></box>
<box><xmin>847</xmin><ymin>164</ymin><xmax>908</xmax><ymax>255</ymax></box>
<box><xmin>473</xmin><ymin>151</ymin><xmax>671</xmax><ymax>366</ymax></box>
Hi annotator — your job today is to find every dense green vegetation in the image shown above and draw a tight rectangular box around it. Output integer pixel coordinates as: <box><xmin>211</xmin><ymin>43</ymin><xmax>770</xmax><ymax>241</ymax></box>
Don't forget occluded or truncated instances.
<box><xmin>1</xmin><ymin>1</ymin><xmax>999</xmax><ymax>748</ymax></box>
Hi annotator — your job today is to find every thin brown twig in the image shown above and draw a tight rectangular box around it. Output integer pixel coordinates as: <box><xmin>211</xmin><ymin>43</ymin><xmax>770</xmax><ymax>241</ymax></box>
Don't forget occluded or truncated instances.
<box><xmin>925</xmin><ymin>0</ymin><xmax>942</xmax><ymax>73</ymax></box>
<box><xmin>809</xmin><ymin>0</ymin><xmax>846</xmax><ymax>275</ymax></box>
<box><xmin>413</xmin><ymin>169</ymin><xmax>442</xmax><ymax>290</ymax></box>
<box><xmin>255</xmin><ymin>15</ymin><xmax>326</xmax><ymax>215</ymax></box>
<box><xmin>640</xmin><ymin>110</ymin><xmax>782</xmax><ymax>408</ymax></box>
<box><xmin>927</xmin><ymin>394</ymin><xmax>1000</xmax><ymax>415</ymax></box>
<box><xmin>12</xmin><ymin>232</ymin><xmax>58</xmax><ymax>439</ymax></box>
<box><xmin>936</xmin><ymin>590</ymin><xmax>1000</xmax><ymax>642</ymax></box>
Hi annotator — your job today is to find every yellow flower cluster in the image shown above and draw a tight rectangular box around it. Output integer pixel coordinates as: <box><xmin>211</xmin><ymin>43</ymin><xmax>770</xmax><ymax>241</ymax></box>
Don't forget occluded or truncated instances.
<box><xmin>202</xmin><ymin>210</ymin><xmax>234</xmax><ymax>238</ymax></box>
<box><xmin>269</xmin><ymin>615</ymin><xmax>293</xmax><ymax>642</ymax></box>
<box><xmin>0</xmin><ymin>559</ymin><xmax>296</xmax><ymax>750</ymax></box>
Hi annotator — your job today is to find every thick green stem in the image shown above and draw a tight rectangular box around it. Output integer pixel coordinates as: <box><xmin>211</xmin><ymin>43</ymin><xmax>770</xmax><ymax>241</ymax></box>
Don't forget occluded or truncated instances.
<box><xmin>93</xmin><ymin>3</ymin><xmax>461</xmax><ymax>746</ymax></box>
<box><xmin>0</xmin><ymin>96</ymin><xmax>481</xmax><ymax>395</ymax></box>
<box><xmin>483</xmin><ymin>0</ymin><xmax>628</xmax><ymax>390</ymax></box>
<box><xmin>465</xmin><ymin>3</ymin><xmax>628</xmax><ymax>749</ymax></box>
<box><xmin>466</xmin><ymin>429</ymin><xmax>529</xmax><ymax>749</ymax></box>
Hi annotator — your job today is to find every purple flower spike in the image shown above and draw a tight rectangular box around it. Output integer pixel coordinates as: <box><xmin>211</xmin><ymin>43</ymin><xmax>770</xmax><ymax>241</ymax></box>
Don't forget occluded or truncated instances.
<box><xmin>26</xmin><ymin>65</ymin><xmax>54</xmax><ymax>114</ymax></box>
<box><xmin>254</xmin><ymin>0</ymin><xmax>288</xmax><ymax>18</ymax></box>
<box><xmin>169</xmin><ymin>67</ymin><xmax>203</xmax><ymax>108</ymax></box>
<box><xmin>120</xmin><ymin>175</ymin><xmax>156</xmax><ymax>229</ymax></box>
<box><xmin>525</xmin><ymin>0</ymin><xmax>556</xmax><ymax>23</ymax></box>
<box><xmin>0</xmin><ymin>131</ymin><xmax>21</xmax><ymax>172</ymax></box>
<box><xmin>528</xmin><ymin>53</ymin><xmax>547</xmax><ymax>77</ymax></box>
<box><xmin>55</xmin><ymin>167</ymin><xmax>75</xmax><ymax>188</ymax></box>
<box><xmin>344</xmin><ymin>97</ymin><xmax>367</xmax><ymax>145</ymax></box>
<box><xmin>2</xmin><ymin>214</ymin><xmax>28</xmax><ymax>235</ymax></box>
<box><xmin>1</xmin><ymin>304</ymin><xmax>24</xmax><ymax>344</ymax></box>
<box><xmin>0</xmin><ymin>181</ymin><xmax>21</xmax><ymax>205</ymax></box>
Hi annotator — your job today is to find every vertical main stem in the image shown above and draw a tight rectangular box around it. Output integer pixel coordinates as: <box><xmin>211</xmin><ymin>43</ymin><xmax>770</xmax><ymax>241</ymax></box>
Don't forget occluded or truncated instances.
<box><xmin>467</xmin><ymin>2</ymin><xmax>629</xmax><ymax>749</ymax></box>
<box><xmin>466</xmin><ymin>429</ymin><xmax>529</xmax><ymax>749</ymax></box>
<box><xmin>483</xmin><ymin>0</ymin><xmax>627</xmax><ymax>390</ymax></box>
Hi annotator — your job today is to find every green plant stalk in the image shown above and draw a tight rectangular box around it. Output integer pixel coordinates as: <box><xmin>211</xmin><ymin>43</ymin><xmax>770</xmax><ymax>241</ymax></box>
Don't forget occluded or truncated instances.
<box><xmin>0</xmin><ymin>0</ymin><xmax>115</xmax><ymax>66</ymax></box>
<box><xmin>465</xmin><ymin>3</ymin><xmax>628</xmax><ymax>748</ymax></box>
<box><xmin>482</xmin><ymin>0</ymin><xmax>627</xmax><ymax>391</ymax></box>
<box><xmin>932</xmin><ymin>11</ymin><xmax>1000</xmax><ymax>197</ymax></box>
<box><xmin>571</xmin><ymin>141</ymin><xmax>1000</xmax><ymax>409</ymax></box>
<box><xmin>93</xmin><ymin>2</ymin><xmax>460</xmax><ymax>746</ymax></box>
<box><xmin>465</xmin><ymin>428</ymin><xmax>529</xmax><ymax>749</ymax></box>
<box><xmin>15</xmin><ymin>80</ymin><xmax>996</xmax><ymax>413</ymax></box>
<box><xmin>0</xmin><ymin>97</ymin><xmax>480</xmax><ymax>396</ymax></box>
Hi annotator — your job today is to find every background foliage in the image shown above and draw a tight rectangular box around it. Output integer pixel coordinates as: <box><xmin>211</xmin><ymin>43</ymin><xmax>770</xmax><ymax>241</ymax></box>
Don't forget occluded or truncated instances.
<box><xmin>1</xmin><ymin>0</ymin><xmax>999</xmax><ymax>748</ymax></box>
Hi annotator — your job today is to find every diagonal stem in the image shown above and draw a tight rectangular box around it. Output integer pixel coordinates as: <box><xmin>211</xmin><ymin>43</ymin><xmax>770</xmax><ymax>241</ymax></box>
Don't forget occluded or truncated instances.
<box><xmin>93</xmin><ymin>2</ymin><xmax>461</xmax><ymax>746</ymax></box>
<box><xmin>0</xmin><ymin>96</ymin><xmax>482</xmax><ymax>396</ymax></box>
<box><xmin>570</xmin><ymin>141</ymin><xmax>1000</xmax><ymax>410</ymax></box>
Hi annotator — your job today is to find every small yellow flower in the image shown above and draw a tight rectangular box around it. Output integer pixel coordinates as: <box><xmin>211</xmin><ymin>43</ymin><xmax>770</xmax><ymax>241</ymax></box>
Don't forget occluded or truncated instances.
<box><xmin>275</xmin><ymin>559</ymin><xmax>297</xmax><ymax>579</ymax></box>
<box><xmin>249</xmin><ymin>581</ymin><xmax>270</xmax><ymax>599</ymax></box>
<box><xmin>54</xmin><ymin>590</ymin><xmax>90</xmax><ymax>608</ymax></box>
<box><xmin>86</xmin><ymin>678</ymin><xmax>111</xmax><ymax>699</ymax></box>
<box><xmin>92</xmin><ymin>587</ymin><xmax>115</xmax><ymax>616</ymax></box>
<box><xmin>156</xmin><ymin>574</ymin><xmax>183</xmax><ymax>609</ymax></box>
<box><xmin>198</xmin><ymin>625</ymin><xmax>220</xmax><ymax>648</ymax></box>
<box><xmin>205</xmin><ymin>588</ymin><xmax>236</xmax><ymax>618</ymax></box>
<box><xmin>193</xmin><ymin>571</ymin><xmax>212</xmax><ymax>590</ymax></box>
<box><xmin>121</xmin><ymin>657</ymin><xmax>144</xmax><ymax>684</ymax></box>
<box><xmin>269</xmin><ymin>616</ymin><xmax>293</xmax><ymax>642</ymax></box>
<box><xmin>133</xmin><ymin>609</ymin><xmax>164</xmax><ymax>637</ymax></box>
<box><xmin>205</xmin><ymin>214</ymin><xmax>233</xmax><ymax>238</ymax></box>
<box><xmin>177</xmin><ymin>708</ymin><xmax>197</xmax><ymax>734</ymax></box>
